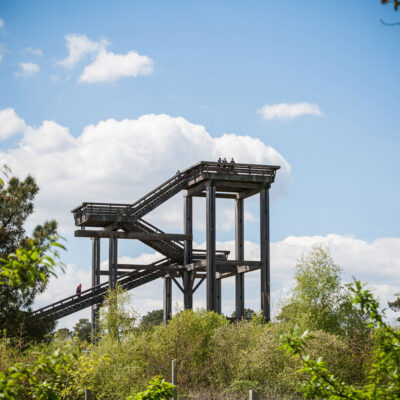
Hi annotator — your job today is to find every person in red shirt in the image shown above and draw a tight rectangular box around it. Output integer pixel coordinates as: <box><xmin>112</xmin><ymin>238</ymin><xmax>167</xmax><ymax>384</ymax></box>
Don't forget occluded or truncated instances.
<box><xmin>76</xmin><ymin>284</ymin><xmax>82</xmax><ymax>295</ymax></box>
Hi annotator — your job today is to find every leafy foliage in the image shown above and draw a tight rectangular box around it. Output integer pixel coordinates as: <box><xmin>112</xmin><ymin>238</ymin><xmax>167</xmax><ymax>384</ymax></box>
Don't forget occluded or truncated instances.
<box><xmin>140</xmin><ymin>309</ymin><xmax>163</xmax><ymax>329</ymax></box>
<box><xmin>0</xmin><ymin>171</ymin><xmax>63</xmax><ymax>341</ymax></box>
<box><xmin>231</xmin><ymin>308</ymin><xmax>255</xmax><ymax>319</ymax></box>
<box><xmin>73</xmin><ymin>319</ymin><xmax>92</xmax><ymax>342</ymax></box>
<box><xmin>0</xmin><ymin>341</ymin><xmax>80</xmax><ymax>400</ymax></box>
<box><xmin>382</xmin><ymin>0</ymin><xmax>400</xmax><ymax>12</ymax></box>
<box><xmin>280</xmin><ymin>280</ymin><xmax>400</xmax><ymax>399</ymax></box>
<box><xmin>127</xmin><ymin>376</ymin><xmax>176</xmax><ymax>400</ymax></box>
<box><xmin>278</xmin><ymin>246</ymin><xmax>367</xmax><ymax>340</ymax></box>
<box><xmin>99</xmin><ymin>285</ymin><xmax>137</xmax><ymax>342</ymax></box>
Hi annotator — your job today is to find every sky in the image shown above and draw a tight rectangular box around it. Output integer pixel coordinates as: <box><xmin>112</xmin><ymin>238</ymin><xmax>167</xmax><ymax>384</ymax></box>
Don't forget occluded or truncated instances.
<box><xmin>0</xmin><ymin>1</ymin><xmax>399</xmax><ymax>328</ymax></box>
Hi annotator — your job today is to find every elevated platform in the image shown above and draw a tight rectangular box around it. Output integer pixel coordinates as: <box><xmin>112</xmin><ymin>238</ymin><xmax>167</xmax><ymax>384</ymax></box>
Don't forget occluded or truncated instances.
<box><xmin>34</xmin><ymin>160</ymin><xmax>280</xmax><ymax>326</ymax></box>
<box><xmin>72</xmin><ymin>161</ymin><xmax>279</xmax><ymax>228</ymax></box>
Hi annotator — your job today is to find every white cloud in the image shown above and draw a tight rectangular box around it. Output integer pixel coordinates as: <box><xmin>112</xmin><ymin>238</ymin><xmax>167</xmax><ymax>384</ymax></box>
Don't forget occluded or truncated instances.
<box><xmin>258</xmin><ymin>102</ymin><xmax>323</xmax><ymax>120</ymax></box>
<box><xmin>24</xmin><ymin>47</ymin><xmax>43</xmax><ymax>56</ymax></box>
<box><xmin>79</xmin><ymin>49</ymin><xmax>154</xmax><ymax>83</ymax></box>
<box><xmin>0</xmin><ymin>110</ymin><xmax>290</xmax><ymax>232</ymax></box>
<box><xmin>0</xmin><ymin>108</ymin><xmax>26</xmax><ymax>140</ymax></box>
<box><xmin>57</xmin><ymin>33</ymin><xmax>108</xmax><ymax>69</ymax></box>
<box><xmin>40</xmin><ymin>234</ymin><xmax>400</xmax><ymax>329</ymax></box>
<box><xmin>0</xmin><ymin>18</ymin><xmax>4</xmax><ymax>28</ymax></box>
<box><xmin>56</xmin><ymin>33</ymin><xmax>153</xmax><ymax>83</ymax></box>
<box><xmin>15</xmin><ymin>62</ymin><xmax>40</xmax><ymax>77</ymax></box>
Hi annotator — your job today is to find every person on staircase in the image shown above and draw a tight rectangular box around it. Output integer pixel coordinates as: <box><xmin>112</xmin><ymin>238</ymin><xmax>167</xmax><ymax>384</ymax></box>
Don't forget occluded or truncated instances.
<box><xmin>76</xmin><ymin>283</ymin><xmax>82</xmax><ymax>296</ymax></box>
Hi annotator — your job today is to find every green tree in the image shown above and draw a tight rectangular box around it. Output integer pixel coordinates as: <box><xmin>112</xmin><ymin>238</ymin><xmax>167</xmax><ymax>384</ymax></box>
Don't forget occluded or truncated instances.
<box><xmin>55</xmin><ymin>327</ymin><xmax>72</xmax><ymax>340</ymax></box>
<box><xmin>231</xmin><ymin>308</ymin><xmax>255</xmax><ymax>319</ymax></box>
<box><xmin>140</xmin><ymin>309</ymin><xmax>163</xmax><ymax>329</ymax></box>
<box><xmin>278</xmin><ymin>246</ymin><xmax>367</xmax><ymax>339</ymax></box>
<box><xmin>100</xmin><ymin>285</ymin><xmax>137</xmax><ymax>342</ymax></box>
<box><xmin>0</xmin><ymin>171</ymin><xmax>61</xmax><ymax>341</ymax></box>
<box><xmin>73</xmin><ymin>319</ymin><xmax>92</xmax><ymax>342</ymax></box>
<box><xmin>280</xmin><ymin>280</ymin><xmax>400</xmax><ymax>399</ymax></box>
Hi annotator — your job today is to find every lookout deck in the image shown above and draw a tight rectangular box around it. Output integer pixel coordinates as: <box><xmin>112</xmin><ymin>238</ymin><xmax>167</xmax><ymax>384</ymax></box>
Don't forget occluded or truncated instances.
<box><xmin>33</xmin><ymin>161</ymin><xmax>280</xmax><ymax>331</ymax></box>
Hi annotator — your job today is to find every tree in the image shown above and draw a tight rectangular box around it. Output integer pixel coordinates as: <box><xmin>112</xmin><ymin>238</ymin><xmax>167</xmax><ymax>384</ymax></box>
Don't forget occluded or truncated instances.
<box><xmin>382</xmin><ymin>0</ymin><xmax>400</xmax><ymax>12</ymax></box>
<box><xmin>73</xmin><ymin>319</ymin><xmax>92</xmax><ymax>342</ymax></box>
<box><xmin>100</xmin><ymin>285</ymin><xmax>137</xmax><ymax>342</ymax></box>
<box><xmin>0</xmin><ymin>170</ymin><xmax>61</xmax><ymax>341</ymax></box>
<box><xmin>280</xmin><ymin>280</ymin><xmax>400</xmax><ymax>399</ymax></box>
<box><xmin>55</xmin><ymin>328</ymin><xmax>72</xmax><ymax>340</ymax></box>
<box><xmin>140</xmin><ymin>309</ymin><xmax>163</xmax><ymax>329</ymax></box>
<box><xmin>231</xmin><ymin>308</ymin><xmax>255</xmax><ymax>319</ymax></box>
<box><xmin>278</xmin><ymin>246</ymin><xmax>367</xmax><ymax>339</ymax></box>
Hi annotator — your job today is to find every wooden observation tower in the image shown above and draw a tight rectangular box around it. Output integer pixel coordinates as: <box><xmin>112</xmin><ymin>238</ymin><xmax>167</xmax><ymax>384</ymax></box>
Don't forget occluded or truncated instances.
<box><xmin>33</xmin><ymin>161</ymin><xmax>280</xmax><ymax>329</ymax></box>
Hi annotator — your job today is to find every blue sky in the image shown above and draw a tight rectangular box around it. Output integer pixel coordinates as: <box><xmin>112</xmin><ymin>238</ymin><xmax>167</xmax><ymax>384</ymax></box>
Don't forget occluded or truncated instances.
<box><xmin>0</xmin><ymin>1</ymin><xmax>399</xmax><ymax>326</ymax></box>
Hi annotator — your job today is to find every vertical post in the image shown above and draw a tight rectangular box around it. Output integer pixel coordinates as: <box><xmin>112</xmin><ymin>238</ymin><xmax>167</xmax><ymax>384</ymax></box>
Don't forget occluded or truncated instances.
<box><xmin>235</xmin><ymin>198</ymin><xmax>245</xmax><ymax>319</ymax></box>
<box><xmin>249</xmin><ymin>389</ymin><xmax>256</xmax><ymax>400</ymax></box>
<box><xmin>109</xmin><ymin>237</ymin><xmax>118</xmax><ymax>289</ymax></box>
<box><xmin>260</xmin><ymin>186</ymin><xmax>270</xmax><ymax>321</ymax></box>
<box><xmin>172</xmin><ymin>359</ymin><xmax>177</xmax><ymax>400</ymax></box>
<box><xmin>91</xmin><ymin>238</ymin><xmax>100</xmax><ymax>339</ymax></box>
<box><xmin>216</xmin><ymin>278</ymin><xmax>222</xmax><ymax>314</ymax></box>
<box><xmin>183</xmin><ymin>195</ymin><xmax>193</xmax><ymax>309</ymax></box>
<box><xmin>85</xmin><ymin>389</ymin><xmax>92</xmax><ymax>400</ymax></box>
<box><xmin>206</xmin><ymin>184</ymin><xmax>217</xmax><ymax>312</ymax></box>
<box><xmin>163</xmin><ymin>276</ymin><xmax>172</xmax><ymax>325</ymax></box>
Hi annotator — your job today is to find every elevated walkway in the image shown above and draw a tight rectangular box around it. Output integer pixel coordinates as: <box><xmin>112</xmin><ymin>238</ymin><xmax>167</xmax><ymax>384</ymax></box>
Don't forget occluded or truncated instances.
<box><xmin>33</xmin><ymin>161</ymin><xmax>279</xmax><ymax>323</ymax></box>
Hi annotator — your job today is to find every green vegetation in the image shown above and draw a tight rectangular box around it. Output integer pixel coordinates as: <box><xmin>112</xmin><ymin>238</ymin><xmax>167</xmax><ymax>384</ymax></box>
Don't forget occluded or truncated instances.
<box><xmin>0</xmin><ymin>171</ymin><xmax>397</xmax><ymax>399</ymax></box>
<box><xmin>0</xmin><ymin>169</ymin><xmax>64</xmax><ymax>342</ymax></box>
<box><xmin>278</xmin><ymin>246</ymin><xmax>367</xmax><ymax>339</ymax></box>
<box><xmin>127</xmin><ymin>377</ymin><xmax>176</xmax><ymax>400</ymax></box>
<box><xmin>140</xmin><ymin>309</ymin><xmax>164</xmax><ymax>329</ymax></box>
<box><xmin>281</xmin><ymin>280</ymin><xmax>400</xmax><ymax>399</ymax></box>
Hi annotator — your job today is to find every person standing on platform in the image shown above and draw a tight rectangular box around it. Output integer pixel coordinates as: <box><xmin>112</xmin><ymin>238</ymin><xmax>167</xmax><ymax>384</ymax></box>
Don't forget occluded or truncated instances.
<box><xmin>230</xmin><ymin>157</ymin><xmax>235</xmax><ymax>172</ymax></box>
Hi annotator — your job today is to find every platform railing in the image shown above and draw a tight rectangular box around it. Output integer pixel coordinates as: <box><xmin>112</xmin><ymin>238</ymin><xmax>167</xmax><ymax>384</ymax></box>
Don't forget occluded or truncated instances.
<box><xmin>72</xmin><ymin>161</ymin><xmax>279</xmax><ymax>223</ymax></box>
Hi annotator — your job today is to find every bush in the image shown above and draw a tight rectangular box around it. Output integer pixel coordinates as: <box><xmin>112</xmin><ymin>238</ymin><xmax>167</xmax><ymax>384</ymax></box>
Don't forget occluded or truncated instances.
<box><xmin>281</xmin><ymin>280</ymin><xmax>400</xmax><ymax>399</ymax></box>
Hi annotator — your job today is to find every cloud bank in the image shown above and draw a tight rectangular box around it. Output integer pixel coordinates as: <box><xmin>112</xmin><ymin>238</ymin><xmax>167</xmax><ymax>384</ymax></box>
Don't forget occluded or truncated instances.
<box><xmin>35</xmin><ymin>234</ymin><xmax>400</xmax><ymax>328</ymax></box>
<box><xmin>258</xmin><ymin>102</ymin><xmax>323</xmax><ymax>120</ymax></box>
<box><xmin>0</xmin><ymin>108</ymin><xmax>291</xmax><ymax>231</ymax></box>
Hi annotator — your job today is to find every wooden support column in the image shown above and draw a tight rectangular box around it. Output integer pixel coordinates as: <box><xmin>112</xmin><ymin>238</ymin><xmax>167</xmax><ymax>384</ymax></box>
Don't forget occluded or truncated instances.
<box><xmin>260</xmin><ymin>186</ymin><xmax>271</xmax><ymax>321</ymax></box>
<box><xmin>216</xmin><ymin>278</ymin><xmax>222</xmax><ymax>314</ymax></box>
<box><xmin>108</xmin><ymin>237</ymin><xmax>118</xmax><ymax>289</ymax></box>
<box><xmin>163</xmin><ymin>276</ymin><xmax>172</xmax><ymax>325</ymax></box>
<box><xmin>183</xmin><ymin>195</ymin><xmax>193</xmax><ymax>309</ymax></box>
<box><xmin>235</xmin><ymin>198</ymin><xmax>245</xmax><ymax>319</ymax></box>
<box><xmin>91</xmin><ymin>238</ymin><xmax>100</xmax><ymax>338</ymax></box>
<box><xmin>206</xmin><ymin>184</ymin><xmax>217</xmax><ymax>312</ymax></box>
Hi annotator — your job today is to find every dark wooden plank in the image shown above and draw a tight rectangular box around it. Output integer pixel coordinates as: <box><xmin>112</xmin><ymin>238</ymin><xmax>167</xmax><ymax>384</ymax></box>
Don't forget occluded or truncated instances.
<box><xmin>75</xmin><ymin>230</ymin><xmax>191</xmax><ymax>241</ymax></box>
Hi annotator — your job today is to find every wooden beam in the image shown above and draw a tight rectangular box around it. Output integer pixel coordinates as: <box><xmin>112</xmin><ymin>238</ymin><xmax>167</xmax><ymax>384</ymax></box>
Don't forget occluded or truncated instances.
<box><xmin>184</xmin><ymin>181</ymin><xmax>208</xmax><ymax>197</ymax></box>
<box><xmin>116</xmin><ymin>264</ymin><xmax>183</xmax><ymax>272</ymax></box>
<box><xmin>75</xmin><ymin>230</ymin><xmax>191</xmax><ymax>241</ymax></box>
<box><xmin>237</xmin><ymin>189</ymin><xmax>259</xmax><ymax>200</ymax></box>
<box><xmin>193</xmin><ymin>192</ymin><xmax>237</xmax><ymax>199</ymax></box>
